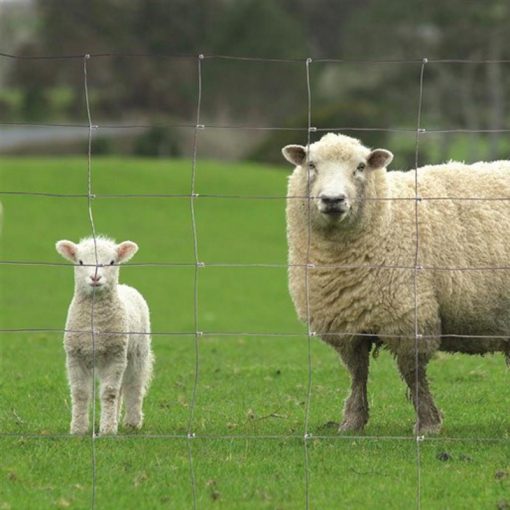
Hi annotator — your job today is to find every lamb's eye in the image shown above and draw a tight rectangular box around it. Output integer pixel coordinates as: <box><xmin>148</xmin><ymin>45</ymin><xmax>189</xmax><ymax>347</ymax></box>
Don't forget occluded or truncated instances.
<box><xmin>78</xmin><ymin>260</ymin><xmax>83</xmax><ymax>265</ymax></box>
<box><xmin>357</xmin><ymin>162</ymin><xmax>366</xmax><ymax>171</ymax></box>
<box><xmin>110</xmin><ymin>260</ymin><xmax>115</xmax><ymax>265</ymax></box>
<box><xmin>308</xmin><ymin>162</ymin><xmax>316</xmax><ymax>171</ymax></box>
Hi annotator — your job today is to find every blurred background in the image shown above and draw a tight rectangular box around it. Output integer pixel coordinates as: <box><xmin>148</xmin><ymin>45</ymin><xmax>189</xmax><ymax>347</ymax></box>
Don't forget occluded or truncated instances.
<box><xmin>2</xmin><ymin>0</ymin><xmax>510</xmax><ymax>167</ymax></box>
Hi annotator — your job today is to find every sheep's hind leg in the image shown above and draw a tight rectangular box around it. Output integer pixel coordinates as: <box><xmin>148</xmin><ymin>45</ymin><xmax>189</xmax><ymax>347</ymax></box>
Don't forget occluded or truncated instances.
<box><xmin>397</xmin><ymin>352</ymin><xmax>442</xmax><ymax>435</ymax></box>
<box><xmin>335</xmin><ymin>337</ymin><xmax>371</xmax><ymax>432</ymax></box>
<box><xmin>97</xmin><ymin>357</ymin><xmax>127</xmax><ymax>435</ymax></box>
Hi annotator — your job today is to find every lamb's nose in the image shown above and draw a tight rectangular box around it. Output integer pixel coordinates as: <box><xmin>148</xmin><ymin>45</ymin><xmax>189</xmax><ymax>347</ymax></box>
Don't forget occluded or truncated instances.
<box><xmin>320</xmin><ymin>194</ymin><xmax>346</xmax><ymax>207</ymax></box>
<box><xmin>90</xmin><ymin>274</ymin><xmax>102</xmax><ymax>282</ymax></box>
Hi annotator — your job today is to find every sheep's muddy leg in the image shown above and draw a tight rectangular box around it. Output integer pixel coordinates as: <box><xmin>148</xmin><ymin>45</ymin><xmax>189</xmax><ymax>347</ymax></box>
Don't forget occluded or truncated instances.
<box><xmin>396</xmin><ymin>352</ymin><xmax>442</xmax><ymax>434</ymax></box>
<box><xmin>336</xmin><ymin>338</ymin><xmax>371</xmax><ymax>432</ymax></box>
<box><xmin>67</xmin><ymin>357</ymin><xmax>92</xmax><ymax>434</ymax></box>
<box><xmin>97</xmin><ymin>357</ymin><xmax>127</xmax><ymax>435</ymax></box>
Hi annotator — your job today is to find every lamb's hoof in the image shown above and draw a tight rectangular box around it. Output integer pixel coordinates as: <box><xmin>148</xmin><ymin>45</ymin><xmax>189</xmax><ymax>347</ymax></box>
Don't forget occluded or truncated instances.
<box><xmin>99</xmin><ymin>425</ymin><xmax>119</xmax><ymax>436</ymax></box>
<box><xmin>70</xmin><ymin>423</ymin><xmax>89</xmax><ymax>435</ymax></box>
<box><xmin>124</xmin><ymin>423</ymin><xmax>142</xmax><ymax>431</ymax></box>
<box><xmin>338</xmin><ymin>417</ymin><xmax>367</xmax><ymax>433</ymax></box>
<box><xmin>123</xmin><ymin>419</ymin><xmax>143</xmax><ymax>431</ymax></box>
<box><xmin>70</xmin><ymin>428</ymin><xmax>89</xmax><ymax>435</ymax></box>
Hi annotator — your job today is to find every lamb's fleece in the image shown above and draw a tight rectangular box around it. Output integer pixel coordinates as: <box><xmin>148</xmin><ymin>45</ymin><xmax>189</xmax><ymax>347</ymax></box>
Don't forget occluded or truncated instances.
<box><xmin>284</xmin><ymin>132</ymin><xmax>510</xmax><ymax>434</ymax></box>
<box><xmin>57</xmin><ymin>235</ymin><xmax>153</xmax><ymax>435</ymax></box>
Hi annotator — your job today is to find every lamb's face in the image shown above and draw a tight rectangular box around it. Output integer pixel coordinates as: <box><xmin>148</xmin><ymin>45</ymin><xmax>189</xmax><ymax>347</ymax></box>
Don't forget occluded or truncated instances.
<box><xmin>56</xmin><ymin>237</ymin><xmax>138</xmax><ymax>296</ymax></box>
<box><xmin>282</xmin><ymin>134</ymin><xmax>393</xmax><ymax>229</ymax></box>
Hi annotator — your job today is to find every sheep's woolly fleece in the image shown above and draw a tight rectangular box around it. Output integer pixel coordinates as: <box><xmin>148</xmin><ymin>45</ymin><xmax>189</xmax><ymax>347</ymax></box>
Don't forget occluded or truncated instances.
<box><xmin>285</xmin><ymin>132</ymin><xmax>510</xmax><ymax>432</ymax></box>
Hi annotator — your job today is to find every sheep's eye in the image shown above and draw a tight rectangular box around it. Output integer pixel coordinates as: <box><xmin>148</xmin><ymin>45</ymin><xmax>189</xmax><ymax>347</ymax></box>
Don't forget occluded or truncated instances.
<box><xmin>357</xmin><ymin>162</ymin><xmax>366</xmax><ymax>171</ymax></box>
<box><xmin>308</xmin><ymin>162</ymin><xmax>316</xmax><ymax>171</ymax></box>
<box><xmin>110</xmin><ymin>260</ymin><xmax>115</xmax><ymax>265</ymax></box>
<box><xmin>78</xmin><ymin>260</ymin><xmax>83</xmax><ymax>265</ymax></box>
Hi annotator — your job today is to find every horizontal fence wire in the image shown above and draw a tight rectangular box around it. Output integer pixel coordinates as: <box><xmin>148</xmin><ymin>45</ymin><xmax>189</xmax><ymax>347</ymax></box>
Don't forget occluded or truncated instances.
<box><xmin>4</xmin><ymin>51</ymin><xmax>510</xmax><ymax>63</ymax></box>
<box><xmin>2</xmin><ymin>51</ymin><xmax>510</xmax><ymax>510</ymax></box>
<box><xmin>5</xmin><ymin>122</ymin><xmax>510</xmax><ymax>133</ymax></box>
<box><xmin>1</xmin><ymin>328</ymin><xmax>510</xmax><ymax>340</ymax></box>
<box><xmin>2</xmin><ymin>192</ymin><xmax>510</xmax><ymax>201</ymax></box>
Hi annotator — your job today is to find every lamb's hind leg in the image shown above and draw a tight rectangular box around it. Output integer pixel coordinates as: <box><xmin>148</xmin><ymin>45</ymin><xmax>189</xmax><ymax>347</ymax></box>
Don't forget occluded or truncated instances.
<box><xmin>122</xmin><ymin>343</ymin><xmax>153</xmax><ymax>430</ymax></box>
<box><xmin>396</xmin><ymin>351</ymin><xmax>442</xmax><ymax>435</ymax></box>
<box><xmin>335</xmin><ymin>337</ymin><xmax>371</xmax><ymax>432</ymax></box>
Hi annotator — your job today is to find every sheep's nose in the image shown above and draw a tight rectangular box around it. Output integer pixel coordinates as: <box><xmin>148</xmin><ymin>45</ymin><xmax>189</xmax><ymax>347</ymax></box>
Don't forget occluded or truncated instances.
<box><xmin>90</xmin><ymin>274</ymin><xmax>102</xmax><ymax>282</ymax></box>
<box><xmin>320</xmin><ymin>194</ymin><xmax>347</xmax><ymax>207</ymax></box>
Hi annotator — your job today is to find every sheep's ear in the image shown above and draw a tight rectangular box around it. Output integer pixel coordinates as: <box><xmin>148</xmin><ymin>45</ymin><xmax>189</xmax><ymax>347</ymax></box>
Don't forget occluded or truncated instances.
<box><xmin>282</xmin><ymin>144</ymin><xmax>307</xmax><ymax>166</ymax></box>
<box><xmin>367</xmin><ymin>149</ymin><xmax>393</xmax><ymax>169</ymax></box>
<box><xmin>56</xmin><ymin>240</ymin><xmax>78</xmax><ymax>262</ymax></box>
<box><xmin>116</xmin><ymin>241</ymin><xmax>138</xmax><ymax>263</ymax></box>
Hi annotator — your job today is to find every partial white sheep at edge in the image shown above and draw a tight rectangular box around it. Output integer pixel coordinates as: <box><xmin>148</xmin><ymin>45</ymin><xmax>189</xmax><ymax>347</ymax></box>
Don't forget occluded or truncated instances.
<box><xmin>56</xmin><ymin>235</ymin><xmax>154</xmax><ymax>435</ymax></box>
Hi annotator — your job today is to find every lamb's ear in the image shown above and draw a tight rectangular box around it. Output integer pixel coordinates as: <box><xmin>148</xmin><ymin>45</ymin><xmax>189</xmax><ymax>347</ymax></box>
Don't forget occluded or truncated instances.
<box><xmin>282</xmin><ymin>144</ymin><xmax>307</xmax><ymax>166</ymax></box>
<box><xmin>367</xmin><ymin>149</ymin><xmax>393</xmax><ymax>169</ymax></box>
<box><xmin>116</xmin><ymin>241</ymin><xmax>139</xmax><ymax>263</ymax></box>
<box><xmin>56</xmin><ymin>240</ymin><xmax>78</xmax><ymax>262</ymax></box>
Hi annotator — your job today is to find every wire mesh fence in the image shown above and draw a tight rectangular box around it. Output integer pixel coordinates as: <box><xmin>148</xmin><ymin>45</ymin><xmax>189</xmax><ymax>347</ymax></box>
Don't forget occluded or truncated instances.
<box><xmin>1</xmin><ymin>51</ymin><xmax>510</xmax><ymax>509</ymax></box>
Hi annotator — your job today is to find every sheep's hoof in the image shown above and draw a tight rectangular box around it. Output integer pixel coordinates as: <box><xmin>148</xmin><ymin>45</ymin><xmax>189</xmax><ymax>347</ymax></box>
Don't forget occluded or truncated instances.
<box><xmin>414</xmin><ymin>422</ymin><xmax>442</xmax><ymax>435</ymax></box>
<box><xmin>338</xmin><ymin>417</ymin><xmax>367</xmax><ymax>433</ymax></box>
<box><xmin>317</xmin><ymin>421</ymin><xmax>339</xmax><ymax>433</ymax></box>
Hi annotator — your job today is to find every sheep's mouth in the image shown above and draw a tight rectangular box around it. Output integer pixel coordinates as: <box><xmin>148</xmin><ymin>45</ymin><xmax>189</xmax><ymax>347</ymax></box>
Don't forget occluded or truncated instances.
<box><xmin>89</xmin><ymin>282</ymin><xmax>104</xmax><ymax>288</ymax></box>
<box><xmin>319</xmin><ymin>206</ymin><xmax>350</xmax><ymax>221</ymax></box>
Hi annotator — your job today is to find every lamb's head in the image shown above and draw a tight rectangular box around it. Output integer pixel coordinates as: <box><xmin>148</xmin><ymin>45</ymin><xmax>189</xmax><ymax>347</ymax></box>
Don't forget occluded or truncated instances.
<box><xmin>56</xmin><ymin>236</ymin><xmax>138</xmax><ymax>296</ymax></box>
<box><xmin>283</xmin><ymin>133</ymin><xmax>393</xmax><ymax>229</ymax></box>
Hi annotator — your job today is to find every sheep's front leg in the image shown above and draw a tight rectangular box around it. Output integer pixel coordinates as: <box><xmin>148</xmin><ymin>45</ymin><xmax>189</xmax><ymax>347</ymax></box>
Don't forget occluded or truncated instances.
<box><xmin>67</xmin><ymin>356</ymin><xmax>93</xmax><ymax>435</ymax></box>
<box><xmin>335</xmin><ymin>337</ymin><xmax>371</xmax><ymax>432</ymax></box>
<box><xmin>397</xmin><ymin>352</ymin><xmax>442</xmax><ymax>435</ymax></box>
<box><xmin>97</xmin><ymin>357</ymin><xmax>127</xmax><ymax>435</ymax></box>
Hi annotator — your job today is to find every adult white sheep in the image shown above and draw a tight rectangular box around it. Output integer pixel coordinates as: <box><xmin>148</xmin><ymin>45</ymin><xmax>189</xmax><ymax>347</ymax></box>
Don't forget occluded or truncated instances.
<box><xmin>282</xmin><ymin>132</ymin><xmax>510</xmax><ymax>434</ymax></box>
<box><xmin>56</xmin><ymin>236</ymin><xmax>153</xmax><ymax>435</ymax></box>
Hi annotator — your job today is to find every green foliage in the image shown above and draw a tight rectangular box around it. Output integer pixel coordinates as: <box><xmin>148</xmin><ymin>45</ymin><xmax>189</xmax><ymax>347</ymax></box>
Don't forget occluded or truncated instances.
<box><xmin>1</xmin><ymin>157</ymin><xmax>510</xmax><ymax>508</ymax></box>
<box><xmin>133</xmin><ymin>127</ymin><xmax>182</xmax><ymax>157</ymax></box>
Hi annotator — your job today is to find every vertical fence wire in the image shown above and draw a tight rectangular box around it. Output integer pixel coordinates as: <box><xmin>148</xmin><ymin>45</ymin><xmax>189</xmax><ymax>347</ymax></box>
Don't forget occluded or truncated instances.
<box><xmin>303</xmin><ymin>57</ymin><xmax>314</xmax><ymax>510</ymax></box>
<box><xmin>413</xmin><ymin>58</ymin><xmax>427</xmax><ymax>510</ymax></box>
<box><xmin>83</xmin><ymin>53</ymin><xmax>98</xmax><ymax>510</ymax></box>
<box><xmin>186</xmin><ymin>52</ymin><xmax>204</xmax><ymax>510</ymax></box>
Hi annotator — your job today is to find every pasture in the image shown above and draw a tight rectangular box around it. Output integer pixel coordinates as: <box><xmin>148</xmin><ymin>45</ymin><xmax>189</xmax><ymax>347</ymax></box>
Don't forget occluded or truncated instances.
<box><xmin>1</xmin><ymin>157</ymin><xmax>510</xmax><ymax>509</ymax></box>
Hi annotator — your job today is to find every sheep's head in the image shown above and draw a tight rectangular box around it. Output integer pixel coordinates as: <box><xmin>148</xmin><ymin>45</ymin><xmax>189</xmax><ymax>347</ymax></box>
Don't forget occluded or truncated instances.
<box><xmin>283</xmin><ymin>133</ymin><xmax>393</xmax><ymax>229</ymax></box>
<box><xmin>56</xmin><ymin>236</ymin><xmax>138</xmax><ymax>296</ymax></box>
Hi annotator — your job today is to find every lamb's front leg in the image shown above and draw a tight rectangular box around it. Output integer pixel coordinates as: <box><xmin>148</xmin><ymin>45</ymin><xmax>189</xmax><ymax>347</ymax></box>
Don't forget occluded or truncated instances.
<box><xmin>67</xmin><ymin>356</ymin><xmax>93</xmax><ymax>435</ymax></box>
<box><xmin>97</xmin><ymin>356</ymin><xmax>127</xmax><ymax>435</ymax></box>
<box><xmin>335</xmin><ymin>337</ymin><xmax>371</xmax><ymax>432</ymax></box>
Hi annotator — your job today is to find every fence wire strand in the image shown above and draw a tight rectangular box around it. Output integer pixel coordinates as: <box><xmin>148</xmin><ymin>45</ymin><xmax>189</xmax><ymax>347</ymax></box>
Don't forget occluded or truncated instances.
<box><xmin>413</xmin><ymin>57</ymin><xmax>427</xmax><ymax>510</ymax></box>
<box><xmin>2</xmin><ymin>51</ymin><xmax>510</xmax><ymax>509</ymax></box>
<box><xmin>186</xmin><ymin>53</ymin><xmax>204</xmax><ymax>510</ymax></box>
<box><xmin>83</xmin><ymin>53</ymin><xmax>98</xmax><ymax>510</ymax></box>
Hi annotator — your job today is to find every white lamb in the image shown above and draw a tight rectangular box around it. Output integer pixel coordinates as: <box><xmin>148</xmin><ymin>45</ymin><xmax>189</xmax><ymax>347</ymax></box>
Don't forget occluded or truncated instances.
<box><xmin>56</xmin><ymin>236</ymin><xmax>153</xmax><ymax>435</ymax></box>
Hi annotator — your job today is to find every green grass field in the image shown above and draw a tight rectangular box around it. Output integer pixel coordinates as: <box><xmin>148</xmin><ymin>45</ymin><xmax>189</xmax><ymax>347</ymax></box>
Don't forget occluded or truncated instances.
<box><xmin>1</xmin><ymin>157</ymin><xmax>510</xmax><ymax>509</ymax></box>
